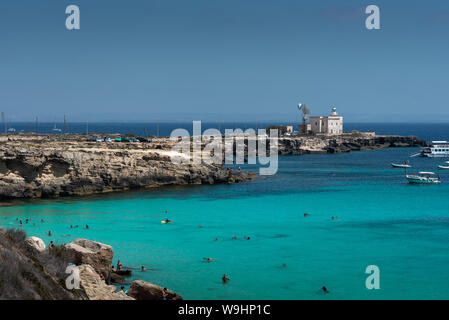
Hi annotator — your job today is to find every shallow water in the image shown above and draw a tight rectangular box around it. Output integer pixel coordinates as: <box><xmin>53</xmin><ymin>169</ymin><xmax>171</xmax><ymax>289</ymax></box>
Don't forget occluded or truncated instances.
<box><xmin>2</xmin><ymin>147</ymin><xmax>449</xmax><ymax>299</ymax></box>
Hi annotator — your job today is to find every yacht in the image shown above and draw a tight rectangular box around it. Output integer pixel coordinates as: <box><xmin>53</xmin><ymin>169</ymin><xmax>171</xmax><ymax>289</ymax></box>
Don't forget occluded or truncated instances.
<box><xmin>419</xmin><ymin>141</ymin><xmax>449</xmax><ymax>157</ymax></box>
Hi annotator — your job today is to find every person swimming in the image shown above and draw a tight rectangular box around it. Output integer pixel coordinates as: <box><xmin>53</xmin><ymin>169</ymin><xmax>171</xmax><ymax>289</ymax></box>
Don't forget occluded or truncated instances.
<box><xmin>203</xmin><ymin>258</ymin><xmax>213</xmax><ymax>262</ymax></box>
<box><xmin>321</xmin><ymin>286</ymin><xmax>329</xmax><ymax>294</ymax></box>
<box><xmin>48</xmin><ymin>231</ymin><xmax>52</xmax><ymax>236</ymax></box>
<box><xmin>222</xmin><ymin>274</ymin><xmax>230</xmax><ymax>283</ymax></box>
<box><xmin>141</xmin><ymin>266</ymin><xmax>147</xmax><ymax>272</ymax></box>
<box><xmin>304</xmin><ymin>213</ymin><xmax>309</xmax><ymax>217</ymax></box>
<box><xmin>49</xmin><ymin>241</ymin><xmax>55</xmax><ymax>249</ymax></box>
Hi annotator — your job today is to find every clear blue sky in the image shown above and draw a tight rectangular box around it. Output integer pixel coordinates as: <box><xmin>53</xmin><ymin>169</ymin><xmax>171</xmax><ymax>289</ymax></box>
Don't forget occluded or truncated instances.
<box><xmin>1</xmin><ymin>0</ymin><xmax>448</xmax><ymax>122</ymax></box>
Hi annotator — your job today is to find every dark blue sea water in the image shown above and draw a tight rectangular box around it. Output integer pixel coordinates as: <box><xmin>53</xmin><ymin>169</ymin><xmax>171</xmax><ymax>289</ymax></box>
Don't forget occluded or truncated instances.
<box><xmin>1</xmin><ymin>123</ymin><xmax>449</xmax><ymax>299</ymax></box>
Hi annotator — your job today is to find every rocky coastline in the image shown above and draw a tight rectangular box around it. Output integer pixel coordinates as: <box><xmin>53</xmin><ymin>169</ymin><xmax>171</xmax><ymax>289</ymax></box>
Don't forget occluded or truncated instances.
<box><xmin>0</xmin><ymin>228</ymin><xmax>182</xmax><ymax>300</ymax></box>
<box><xmin>0</xmin><ymin>133</ymin><xmax>426</xmax><ymax>199</ymax></box>
<box><xmin>0</xmin><ymin>135</ymin><xmax>255</xmax><ymax>199</ymax></box>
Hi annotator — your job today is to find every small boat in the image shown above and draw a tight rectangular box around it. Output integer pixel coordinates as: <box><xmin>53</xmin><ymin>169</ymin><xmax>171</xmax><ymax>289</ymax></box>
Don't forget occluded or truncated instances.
<box><xmin>406</xmin><ymin>171</ymin><xmax>441</xmax><ymax>184</ymax></box>
<box><xmin>391</xmin><ymin>163</ymin><xmax>411</xmax><ymax>168</ymax></box>
<box><xmin>7</xmin><ymin>128</ymin><xmax>16</xmax><ymax>133</ymax></box>
<box><xmin>161</xmin><ymin>220</ymin><xmax>173</xmax><ymax>224</ymax></box>
<box><xmin>114</xmin><ymin>270</ymin><xmax>132</xmax><ymax>277</ymax></box>
<box><xmin>438</xmin><ymin>165</ymin><xmax>449</xmax><ymax>170</ymax></box>
<box><xmin>52</xmin><ymin>124</ymin><xmax>62</xmax><ymax>132</ymax></box>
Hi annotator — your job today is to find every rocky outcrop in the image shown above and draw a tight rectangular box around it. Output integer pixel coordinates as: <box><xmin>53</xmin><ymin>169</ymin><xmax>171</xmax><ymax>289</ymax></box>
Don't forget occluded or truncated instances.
<box><xmin>127</xmin><ymin>280</ymin><xmax>183</xmax><ymax>300</ymax></box>
<box><xmin>78</xmin><ymin>265</ymin><xmax>134</xmax><ymax>300</ymax></box>
<box><xmin>0</xmin><ymin>137</ymin><xmax>255</xmax><ymax>199</ymax></box>
<box><xmin>62</xmin><ymin>239</ymin><xmax>113</xmax><ymax>280</ymax></box>
<box><xmin>0</xmin><ymin>229</ymin><xmax>179</xmax><ymax>300</ymax></box>
<box><xmin>276</xmin><ymin>134</ymin><xmax>427</xmax><ymax>155</ymax></box>
<box><xmin>25</xmin><ymin>236</ymin><xmax>46</xmax><ymax>252</ymax></box>
<box><xmin>0</xmin><ymin>229</ymin><xmax>84</xmax><ymax>300</ymax></box>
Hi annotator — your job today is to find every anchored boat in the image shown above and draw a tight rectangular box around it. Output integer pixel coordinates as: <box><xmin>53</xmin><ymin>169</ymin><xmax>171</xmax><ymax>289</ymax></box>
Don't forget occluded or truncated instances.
<box><xmin>406</xmin><ymin>171</ymin><xmax>441</xmax><ymax>184</ymax></box>
<box><xmin>418</xmin><ymin>141</ymin><xmax>449</xmax><ymax>158</ymax></box>
<box><xmin>438</xmin><ymin>161</ymin><xmax>449</xmax><ymax>170</ymax></box>
<box><xmin>391</xmin><ymin>162</ymin><xmax>411</xmax><ymax>168</ymax></box>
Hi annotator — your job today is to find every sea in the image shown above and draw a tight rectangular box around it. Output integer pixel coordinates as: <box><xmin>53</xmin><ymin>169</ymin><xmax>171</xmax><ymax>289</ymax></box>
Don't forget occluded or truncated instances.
<box><xmin>1</xmin><ymin>122</ymin><xmax>449</xmax><ymax>299</ymax></box>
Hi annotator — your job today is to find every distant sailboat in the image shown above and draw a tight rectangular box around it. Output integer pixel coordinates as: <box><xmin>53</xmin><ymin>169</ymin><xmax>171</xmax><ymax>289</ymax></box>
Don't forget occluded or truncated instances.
<box><xmin>52</xmin><ymin>123</ymin><xmax>62</xmax><ymax>133</ymax></box>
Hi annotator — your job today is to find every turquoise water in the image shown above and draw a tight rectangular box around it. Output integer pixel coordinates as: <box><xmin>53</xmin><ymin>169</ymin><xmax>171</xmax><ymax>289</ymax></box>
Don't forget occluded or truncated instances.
<box><xmin>2</xmin><ymin>147</ymin><xmax>449</xmax><ymax>299</ymax></box>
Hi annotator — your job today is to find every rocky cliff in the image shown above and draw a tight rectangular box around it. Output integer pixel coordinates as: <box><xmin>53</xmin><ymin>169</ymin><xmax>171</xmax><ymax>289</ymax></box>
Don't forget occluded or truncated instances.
<box><xmin>0</xmin><ymin>133</ymin><xmax>426</xmax><ymax>199</ymax></box>
<box><xmin>0</xmin><ymin>138</ymin><xmax>255</xmax><ymax>199</ymax></box>
<box><xmin>275</xmin><ymin>134</ymin><xmax>426</xmax><ymax>155</ymax></box>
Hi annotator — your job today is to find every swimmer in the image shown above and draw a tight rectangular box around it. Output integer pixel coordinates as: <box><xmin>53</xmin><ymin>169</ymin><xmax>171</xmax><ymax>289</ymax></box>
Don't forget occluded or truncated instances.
<box><xmin>117</xmin><ymin>260</ymin><xmax>123</xmax><ymax>271</ymax></box>
<box><xmin>49</xmin><ymin>241</ymin><xmax>55</xmax><ymax>249</ymax></box>
<box><xmin>203</xmin><ymin>258</ymin><xmax>213</xmax><ymax>262</ymax></box>
<box><xmin>331</xmin><ymin>216</ymin><xmax>338</xmax><ymax>220</ymax></box>
<box><xmin>48</xmin><ymin>231</ymin><xmax>52</xmax><ymax>237</ymax></box>
<box><xmin>222</xmin><ymin>274</ymin><xmax>230</xmax><ymax>283</ymax></box>
<box><xmin>141</xmin><ymin>266</ymin><xmax>147</xmax><ymax>272</ymax></box>
<box><xmin>322</xmin><ymin>286</ymin><xmax>329</xmax><ymax>294</ymax></box>
<box><xmin>304</xmin><ymin>213</ymin><xmax>309</xmax><ymax>217</ymax></box>
<box><xmin>85</xmin><ymin>224</ymin><xmax>89</xmax><ymax>229</ymax></box>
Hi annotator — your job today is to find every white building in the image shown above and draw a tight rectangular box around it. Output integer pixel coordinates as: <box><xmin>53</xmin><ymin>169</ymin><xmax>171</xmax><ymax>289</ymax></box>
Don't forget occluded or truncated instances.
<box><xmin>309</xmin><ymin>107</ymin><xmax>343</xmax><ymax>135</ymax></box>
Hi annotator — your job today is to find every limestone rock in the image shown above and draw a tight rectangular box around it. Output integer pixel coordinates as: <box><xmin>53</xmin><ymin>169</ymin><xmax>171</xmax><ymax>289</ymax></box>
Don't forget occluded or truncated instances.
<box><xmin>78</xmin><ymin>265</ymin><xmax>134</xmax><ymax>300</ymax></box>
<box><xmin>25</xmin><ymin>236</ymin><xmax>46</xmax><ymax>252</ymax></box>
<box><xmin>0</xmin><ymin>136</ymin><xmax>256</xmax><ymax>199</ymax></box>
<box><xmin>127</xmin><ymin>280</ymin><xmax>183</xmax><ymax>300</ymax></box>
<box><xmin>62</xmin><ymin>239</ymin><xmax>113</xmax><ymax>280</ymax></box>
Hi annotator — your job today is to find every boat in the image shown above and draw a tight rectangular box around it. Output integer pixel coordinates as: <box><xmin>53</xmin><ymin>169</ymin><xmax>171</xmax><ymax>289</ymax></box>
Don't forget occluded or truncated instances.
<box><xmin>438</xmin><ymin>165</ymin><xmax>449</xmax><ymax>170</ymax></box>
<box><xmin>7</xmin><ymin>128</ymin><xmax>16</xmax><ymax>133</ymax></box>
<box><xmin>405</xmin><ymin>171</ymin><xmax>441</xmax><ymax>184</ymax></box>
<box><xmin>52</xmin><ymin>124</ymin><xmax>62</xmax><ymax>133</ymax></box>
<box><xmin>391</xmin><ymin>162</ymin><xmax>411</xmax><ymax>168</ymax></box>
<box><xmin>418</xmin><ymin>141</ymin><xmax>449</xmax><ymax>157</ymax></box>
<box><xmin>114</xmin><ymin>270</ymin><xmax>132</xmax><ymax>277</ymax></box>
<box><xmin>161</xmin><ymin>220</ymin><xmax>173</xmax><ymax>224</ymax></box>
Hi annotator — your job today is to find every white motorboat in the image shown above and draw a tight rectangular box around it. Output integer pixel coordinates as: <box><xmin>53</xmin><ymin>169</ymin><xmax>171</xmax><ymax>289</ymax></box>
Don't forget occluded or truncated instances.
<box><xmin>391</xmin><ymin>162</ymin><xmax>411</xmax><ymax>168</ymax></box>
<box><xmin>406</xmin><ymin>171</ymin><xmax>441</xmax><ymax>184</ymax></box>
<box><xmin>438</xmin><ymin>165</ymin><xmax>449</xmax><ymax>170</ymax></box>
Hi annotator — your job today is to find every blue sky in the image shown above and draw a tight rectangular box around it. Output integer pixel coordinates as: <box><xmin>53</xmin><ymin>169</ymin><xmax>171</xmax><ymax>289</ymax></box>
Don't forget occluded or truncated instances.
<box><xmin>0</xmin><ymin>0</ymin><xmax>448</xmax><ymax>122</ymax></box>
